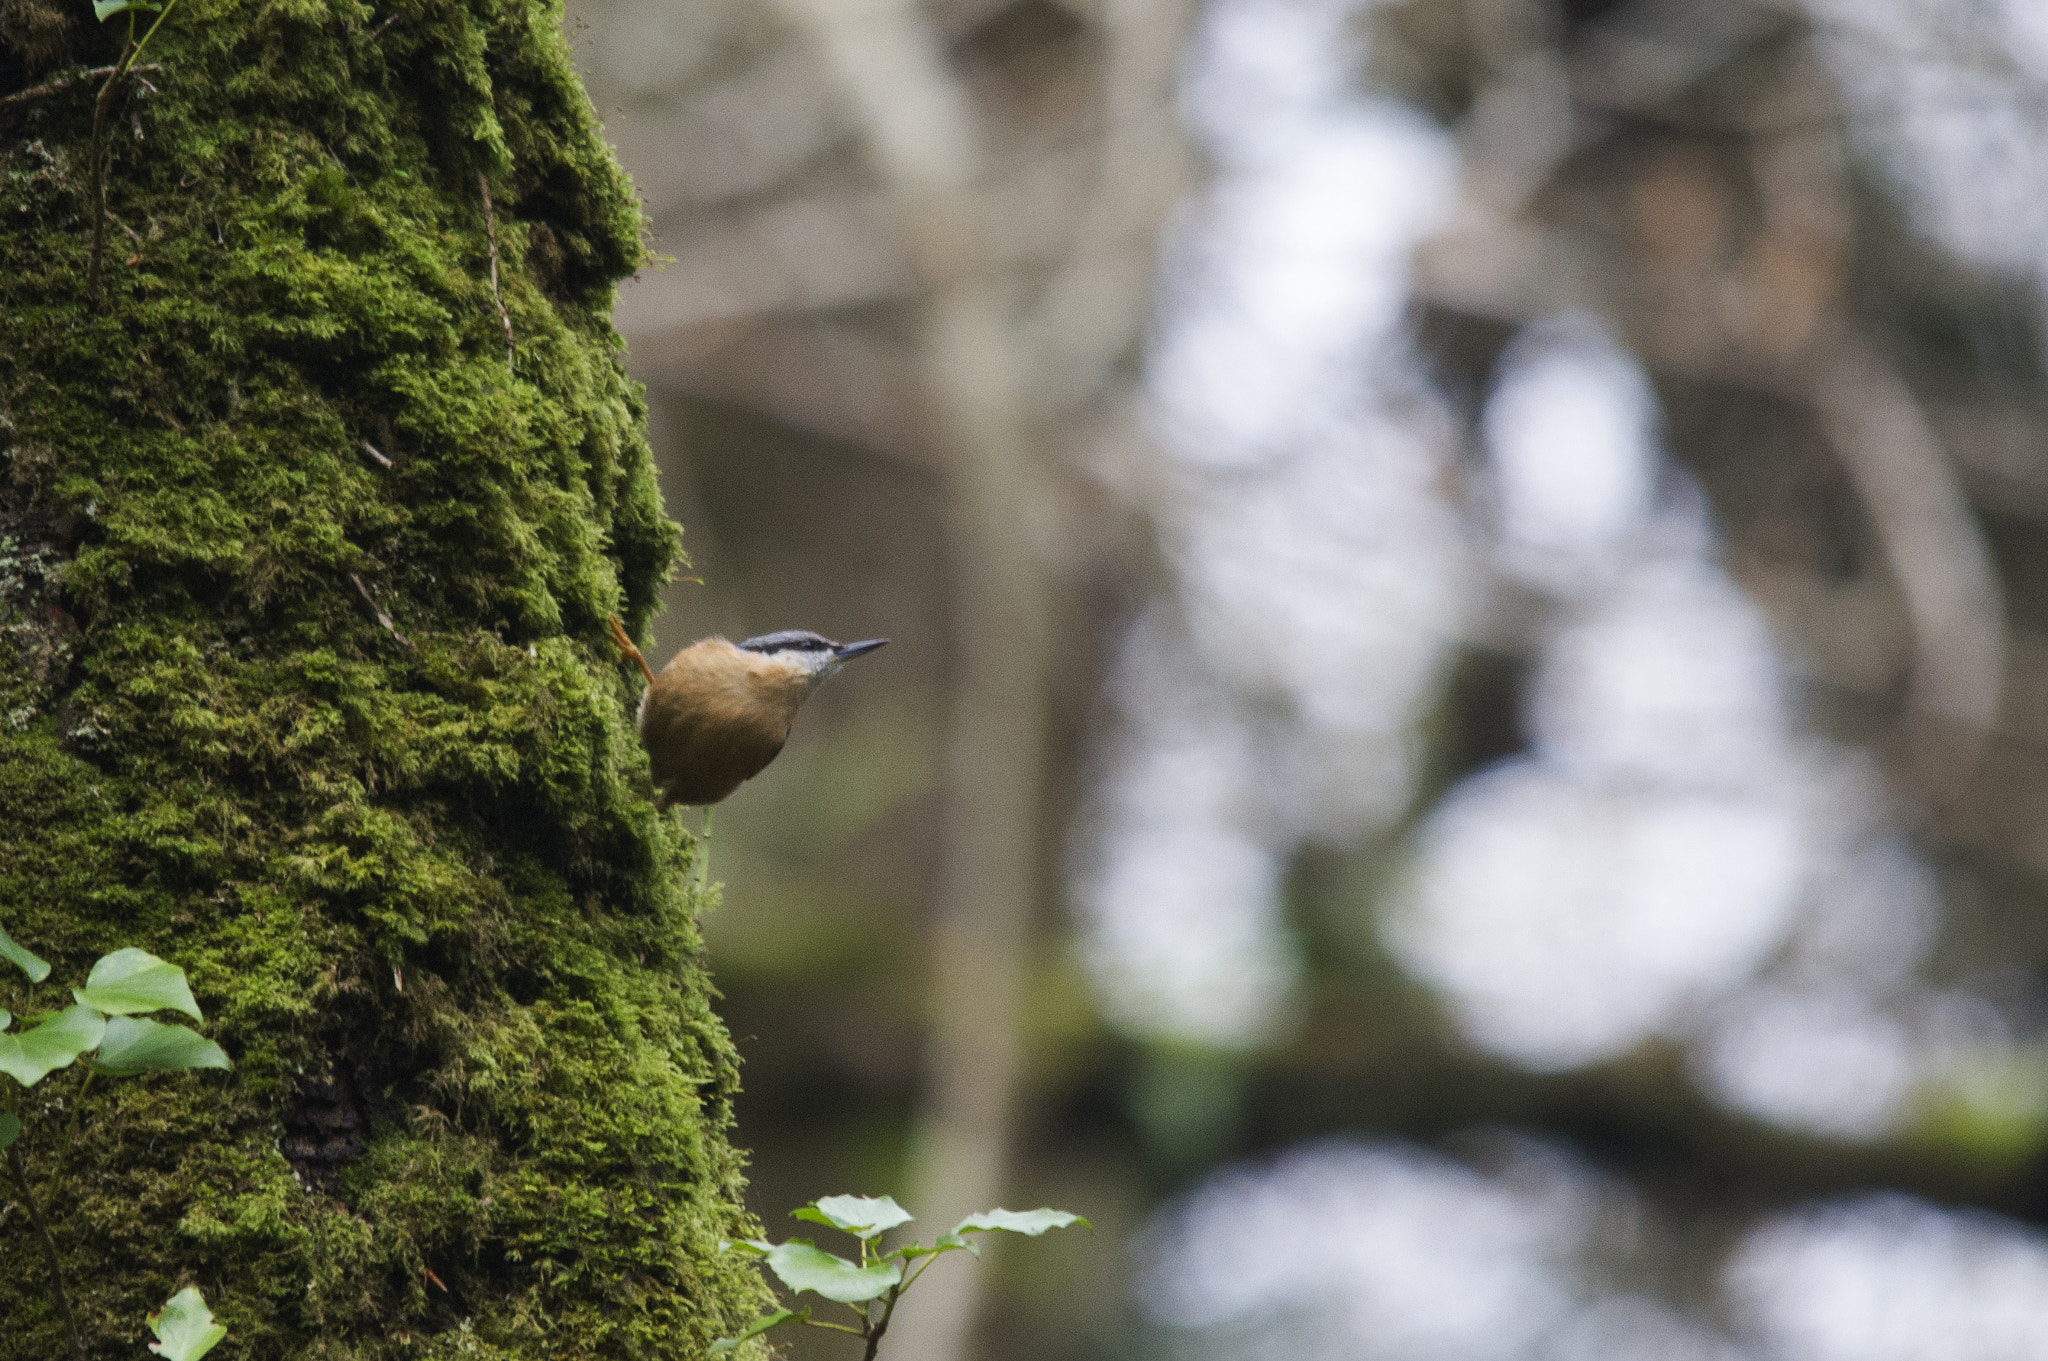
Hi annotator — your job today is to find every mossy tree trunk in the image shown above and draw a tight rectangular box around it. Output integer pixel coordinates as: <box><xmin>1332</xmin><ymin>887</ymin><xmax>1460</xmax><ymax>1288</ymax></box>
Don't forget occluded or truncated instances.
<box><xmin>0</xmin><ymin>0</ymin><xmax>769</xmax><ymax>1355</ymax></box>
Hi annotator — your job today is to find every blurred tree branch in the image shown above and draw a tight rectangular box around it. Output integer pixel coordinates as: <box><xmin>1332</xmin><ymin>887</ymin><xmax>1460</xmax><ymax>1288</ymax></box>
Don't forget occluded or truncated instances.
<box><xmin>760</xmin><ymin>5</ymin><xmax>1055</xmax><ymax>1359</ymax></box>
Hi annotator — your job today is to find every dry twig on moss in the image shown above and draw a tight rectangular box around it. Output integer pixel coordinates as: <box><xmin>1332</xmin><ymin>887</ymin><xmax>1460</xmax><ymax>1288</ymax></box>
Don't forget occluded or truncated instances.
<box><xmin>479</xmin><ymin>173</ymin><xmax>516</xmax><ymax>370</ymax></box>
<box><xmin>348</xmin><ymin>573</ymin><xmax>414</xmax><ymax>650</ymax></box>
<box><xmin>0</xmin><ymin>63</ymin><xmax>159</xmax><ymax>109</ymax></box>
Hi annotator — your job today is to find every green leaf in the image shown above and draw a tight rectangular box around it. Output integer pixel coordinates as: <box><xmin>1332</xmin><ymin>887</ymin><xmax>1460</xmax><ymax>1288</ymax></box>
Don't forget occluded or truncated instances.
<box><xmin>707</xmin><ymin>1307</ymin><xmax>807</xmax><ymax>1358</ymax></box>
<box><xmin>93</xmin><ymin>1017</ymin><xmax>230</xmax><ymax>1076</ymax></box>
<box><xmin>148</xmin><ymin>1287</ymin><xmax>227</xmax><ymax>1361</ymax></box>
<box><xmin>952</xmin><ymin>1207</ymin><xmax>1092</xmax><ymax>1237</ymax></box>
<box><xmin>0</xmin><ymin>926</ymin><xmax>49</xmax><ymax>983</ymax></box>
<box><xmin>0</xmin><ymin>1113</ymin><xmax>18</xmax><ymax>1151</ymax></box>
<box><xmin>0</xmin><ymin>1005</ymin><xmax>105</xmax><ymax>1086</ymax></box>
<box><xmin>1</xmin><ymin>1008</ymin><xmax>10</xmax><ymax>1031</ymax></box>
<box><xmin>716</xmin><ymin>1238</ymin><xmax>775</xmax><ymax>1258</ymax></box>
<box><xmin>765</xmin><ymin>1241</ymin><xmax>902</xmax><ymax>1303</ymax></box>
<box><xmin>792</xmin><ymin>1194</ymin><xmax>914</xmax><ymax>1240</ymax></box>
<box><xmin>74</xmin><ymin>948</ymin><xmax>203</xmax><ymax>1021</ymax></box>
<box><xmin>890</xmin><ymin>1231</ymin><xmax>978</xmax><ymax>1262</ymax></box>
<box><xmin>93</xmin><ymin>0</ymin><xmax>162</xmax><ymax>19</ymax></box>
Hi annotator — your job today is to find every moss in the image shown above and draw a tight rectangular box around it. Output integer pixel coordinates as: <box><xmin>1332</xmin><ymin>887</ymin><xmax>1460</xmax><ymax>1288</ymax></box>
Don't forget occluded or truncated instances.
<box><xmin>0</xmin><ymin>0</ymin><xmax>773</xmax><ymax>1354</ymax></box>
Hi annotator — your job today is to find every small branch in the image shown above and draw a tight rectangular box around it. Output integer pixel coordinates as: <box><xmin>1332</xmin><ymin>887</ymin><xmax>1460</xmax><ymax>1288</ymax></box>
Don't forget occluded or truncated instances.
<box><xmin>349</xmin><ymin>573</ymin><xmax>414</xmax><ymax>650</ymax></box>
<box><xmin>0</xmin><ymin>63</ymin><xmax>159</xmax><ymax>110</ymax></box>
<box><xmin>360</xmin><ymin>439</ymin><xmax>393</xmax><ymax>469</ymax></box>
<box><xmin>84</xmin><ymin>40</ymin><xmax>139</xmax><ymax>300</ymax></box>
<box><xmin>86</xmin><ymin>0</ymin><xmax>180</xmax><ymax>299</ymax></box>
<box><xmin>1812</xmin><ymin>333</ymin><xmax>2005</xmax><ymax>770</ymax></box>
<box><xmin>8</xmin><ymin>1144</ymin><xmax>87</xmax><ymax>1361</ymax></box>
<box><xmin>478</xmin><ymin>173</ymin><xmax>516</xmax><ymax>370</ymax></box>
<box><xmin>861</xmin><ymin>1283</ymin><xmax>904</xmax><ymax>1361</ymax></box>
<box><xmin>365</xmin><ymin>10</ymin><xmax>402</xmax><ymax>43</ymax></box>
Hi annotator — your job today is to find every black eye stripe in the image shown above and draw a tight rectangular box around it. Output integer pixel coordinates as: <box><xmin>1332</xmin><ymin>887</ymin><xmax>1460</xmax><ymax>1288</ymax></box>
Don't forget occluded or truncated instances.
<box><xmin>737</xmin><ymin>630</ymin><xmax>835</xmax><ymax>654</ymax></box>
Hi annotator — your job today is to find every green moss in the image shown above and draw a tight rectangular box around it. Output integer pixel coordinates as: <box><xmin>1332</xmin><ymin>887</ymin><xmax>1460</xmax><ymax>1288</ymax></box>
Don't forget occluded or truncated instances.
<box><xmin>0</xmin><ymin>0</ymin><xmax>772</xmax><ymax>1354</ymax></box>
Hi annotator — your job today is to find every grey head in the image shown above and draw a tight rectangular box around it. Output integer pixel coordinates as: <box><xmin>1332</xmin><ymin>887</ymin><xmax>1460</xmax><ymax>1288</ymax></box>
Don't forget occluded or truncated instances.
<box><xmin>737</xmin><ymin>629</ymin><xmax>889</xmax><ymax>686</ymax></box>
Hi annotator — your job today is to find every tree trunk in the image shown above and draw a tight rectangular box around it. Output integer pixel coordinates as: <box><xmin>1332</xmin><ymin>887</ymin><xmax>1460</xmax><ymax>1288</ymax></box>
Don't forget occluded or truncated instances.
<box><xmin>0</xmin><ymin>0</ymin><xmax>769</xmax><ymax>1355</ymax></box>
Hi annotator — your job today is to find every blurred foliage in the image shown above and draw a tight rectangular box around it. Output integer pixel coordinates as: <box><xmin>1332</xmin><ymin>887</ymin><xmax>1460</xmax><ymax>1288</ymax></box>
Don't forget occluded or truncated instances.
<box><xmin>569</xmin><ymin>0</ymin><xmax>2048</xmax><ymax>1356</ymax></box>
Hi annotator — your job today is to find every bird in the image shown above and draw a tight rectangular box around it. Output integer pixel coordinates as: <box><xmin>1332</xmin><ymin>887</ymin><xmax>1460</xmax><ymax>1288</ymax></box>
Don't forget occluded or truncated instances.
<box><xmin>606</xmin><ymin>617</ymin><xmax>888</xmax><ymax>807</ymax></box>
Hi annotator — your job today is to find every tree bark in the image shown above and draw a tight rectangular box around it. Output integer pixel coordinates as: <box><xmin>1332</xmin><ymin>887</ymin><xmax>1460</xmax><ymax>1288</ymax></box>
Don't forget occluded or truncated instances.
<box><xmin>0</xmin><ymin>0</ymin><xmax>769</xmax><ymax>1355</ymax></box>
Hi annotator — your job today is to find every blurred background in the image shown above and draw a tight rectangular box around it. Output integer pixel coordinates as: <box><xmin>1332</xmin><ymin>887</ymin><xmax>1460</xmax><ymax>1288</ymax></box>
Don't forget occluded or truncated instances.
<box><xmin>565</xmin><ymin>0</ymin><xmax>2048</xmax><ymax>1357</ymax></box>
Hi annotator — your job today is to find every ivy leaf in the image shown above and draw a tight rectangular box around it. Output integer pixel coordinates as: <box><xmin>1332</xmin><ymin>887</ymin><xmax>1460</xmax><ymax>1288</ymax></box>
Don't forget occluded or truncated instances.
<box><xmin>716</xmin><ymin>1238</ymin><xmax>775</xmax><ymax>1258</ymax></box>
<box><xmin>147</xmin><ymin>1287</ymin><xmax>227</xmax><ymax>1361</ymax></box>
<box><xmin>765</xmin><ymin>1241</ymin><xmax>901</xmax><ymax>1303</ymax></box>
<box><xmin>93</xmin><ymin>1017</ymin><xmax>230</xmax><ymax>1076</ymax></box>
<box><xmin>0</xmin><ymin>1005</ymin><xmax>106</xmax><ymax>1087</ymax></box>
<box><xmin>93</xmin><ymin>0</ymin><xmax>163</xmax><ymax>19</ymax></box>
<box><xmin>0</xmin><ymin>925</ymin><xmax>49</xmax><ymax>984</ymax></box>
<box><xmin>74</xmin><ymin>948</ymin><xmax>203</xmax><ymax>1021</ymax></box>
<box><xmin>707</xmin><ymin>1307</ymin><xmax>807</xmax><ymax>1358</ymax></box>
<box><xmin>952</xmin><ymin>1208</ymin><xmax>1092</xmax><ymax>1238</ymax></box>
<box><xmin>792</xmin><ymin>1194</ymin><xmax>914</xmax><ymax>1240</ymax></box>
<box><xmin>1</xmin><ymin>1008</ymin><xmax>10</xmax><ymax>1031</ymax></box>
<box><xmin>0</xmin><ymin>1113</ymin><xmax>18</xmax><ymax>1151</ymax></box>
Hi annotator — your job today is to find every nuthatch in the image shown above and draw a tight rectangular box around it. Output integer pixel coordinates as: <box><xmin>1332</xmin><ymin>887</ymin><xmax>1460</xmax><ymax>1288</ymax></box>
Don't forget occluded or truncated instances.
<box><xmin>607</xmin><ymin>617</ymin><xmax>888</xmax><ymax>807</ymax></box>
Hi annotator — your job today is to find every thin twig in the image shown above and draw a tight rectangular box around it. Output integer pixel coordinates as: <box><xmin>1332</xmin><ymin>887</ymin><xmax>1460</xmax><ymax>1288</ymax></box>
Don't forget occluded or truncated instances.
<box><xmin>478</xmin><ymin>172</ymin><xmax>516</xmax><ymax>370</ymax></box>
<box><xmin>8</xmin><ymin>1144</ymin><xmax>87</xmax><ymax>1361</ymax></box>
<box><xmin>86</xmin><ymin>0</ymin><xmax>179</xmax><ymax>299</ymax></box>
<box><xmin>365</xmin><ymin>10</ymin><xmax>402</xmax><ymax>43</ymax></box>
<box><xmin>63</xmin><ymin>1071</ymin><xmax>94</xmax><ymax>1147</ymax></box>
<box><xmin>83</xmin><ymin>38</ymin><xmax>137</xmax><ymax>300</ymax></box>
<box><xmin>0</xmin><ymin>63</ymin><xmax>159</xmax><ymax>109</ymax></box>
<box><xmin>360</xmin><ymin>439</ymin><xmax>393</xmax><ymax>469</ymax></box>
<box><xmin>349</xmin><ymin>573</ymin><xmax>414</xmax><ymax>650</ymax></box>
<box><xmin>697</xmin><ymin>806</ymin><xmax>715</xmax><ymax>895</ymax></box>
<box><xmin>862</xmin><ymin>1286</ymin><xmax>900</xmax><ymax>1361</ymax></box>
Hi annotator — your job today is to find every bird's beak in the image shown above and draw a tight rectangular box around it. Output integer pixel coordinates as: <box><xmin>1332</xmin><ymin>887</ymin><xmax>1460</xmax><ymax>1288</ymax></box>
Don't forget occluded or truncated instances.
<box><xmin>835</xmin><ymin>638</ymin><xmax>889</xmax><ymax>661</ymax></box>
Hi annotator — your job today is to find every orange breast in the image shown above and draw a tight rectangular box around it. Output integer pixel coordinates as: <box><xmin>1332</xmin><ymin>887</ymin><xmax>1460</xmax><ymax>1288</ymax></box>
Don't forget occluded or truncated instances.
<box><xmin>637</xmin><ymin>639</ymin><xmax>808</xmax><ymax>806</ymax></box>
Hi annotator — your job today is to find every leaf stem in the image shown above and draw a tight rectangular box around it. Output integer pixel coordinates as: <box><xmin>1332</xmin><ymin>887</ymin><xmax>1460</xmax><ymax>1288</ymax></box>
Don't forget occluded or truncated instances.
<box><xmin>85</xmin><ymin>0</ymin><xmax>181</xmax><ymax>299</ymax></box>
<box><xmin>7</xmin><ymin>1142</ymin><xmax>87</xmax><ymax>1361</ymax></box>
<box><xmin>124</xmin><ymin>0</ymin><xmax>182</xmax><ymax>74</ymax></box>
<box><xmin>63</xmin><ymin>1070</ymin><xmax>94</xmax><ymax>1147</ymax></box>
